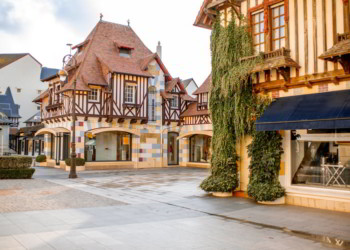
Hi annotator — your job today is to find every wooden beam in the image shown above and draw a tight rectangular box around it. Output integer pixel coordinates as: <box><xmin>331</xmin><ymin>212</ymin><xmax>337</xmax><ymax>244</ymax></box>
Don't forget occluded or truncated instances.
<box><xmin>117</xmin><ymin>118</ymin><xmax>125</xmax><ymax>123</ymax></box>
<box><xmin>332</xmin><ymin>0</ymin><xmax>338</xmax><ymax>70</ymax></box>
<box><xmin>130</xmin><ymin>119</ymin><xmax>137</xmax><ymax>124</ymax></box>
<box><xmin>294</xmin><ymin>0</ymin><xmax>299</xmax><ymax>64</ymax></box>
<box><xmin>322</xmin><ymin>0</ymin><xmax>328</xmax><ymax>72</ymax></box>
<box><xmin>331</xmin><ymin>76</ymin><xmax>339</xmax><ymax>85</ymax></box>
<box><xmin>84</xmin><ymin>116</ymin><xmax>88</xmax><ymax>121</ymax></box>
<box><xmin>141</xmin><ymin>119</ymin><xmax>148</xmax><ymax>124</ymax></box>
<box><xmin>98</xmin><ymin>117</ymin><xmax>102</xmax><ymax>122</ymax></box>
<box><xmin>312</xmin><ymin>0</ymin><xmax>318</xmax><ymax>73</ymax></box>
<box><xmin>304</xmin><ymin>0</ymin><xmax>309</xmax><ymax>74</ymax></box>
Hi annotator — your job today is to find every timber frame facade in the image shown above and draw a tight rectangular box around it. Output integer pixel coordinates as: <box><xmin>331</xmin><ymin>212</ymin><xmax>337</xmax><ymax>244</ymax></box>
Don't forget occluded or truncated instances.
<box><xmin>194</xmin><ymin>0</ymin><xmax>350</xmax><ymax>212</ymax></box>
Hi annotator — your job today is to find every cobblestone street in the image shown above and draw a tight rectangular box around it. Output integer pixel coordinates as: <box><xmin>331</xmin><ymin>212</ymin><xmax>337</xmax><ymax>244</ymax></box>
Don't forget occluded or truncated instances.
<box><xmin>0</xmin><ymin>167</ymin><xmax>349</xmax><ymax>250</ymax></box>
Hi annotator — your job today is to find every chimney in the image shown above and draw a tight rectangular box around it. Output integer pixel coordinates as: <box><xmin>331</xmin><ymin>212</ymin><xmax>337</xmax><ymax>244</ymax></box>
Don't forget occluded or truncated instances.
<box><xmin>156</xmin><ymin>41</ymin><xmax>162</xmax><ymax>59</ymax></box>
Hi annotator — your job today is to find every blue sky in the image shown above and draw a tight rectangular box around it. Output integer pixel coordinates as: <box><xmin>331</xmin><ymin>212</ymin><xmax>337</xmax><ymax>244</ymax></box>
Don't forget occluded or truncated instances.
<box><xmin>0</xmin><ymin>0</ymin><xmax>211</xmax><ymax>85</ymax></box>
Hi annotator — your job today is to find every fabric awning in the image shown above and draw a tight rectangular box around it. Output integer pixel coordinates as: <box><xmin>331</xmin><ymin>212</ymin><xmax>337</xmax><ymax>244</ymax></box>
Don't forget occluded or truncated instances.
<box><xmin>256</xmin><ymin>90</ymin><xmax>350</xmax><ymax>131</ymax></box>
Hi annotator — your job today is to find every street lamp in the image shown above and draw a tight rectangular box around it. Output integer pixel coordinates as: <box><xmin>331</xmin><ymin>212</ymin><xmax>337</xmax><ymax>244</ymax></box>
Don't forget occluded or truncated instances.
<box><xmin>59</xmin><ymin>54</ymin><xmax>77</xmax><ymax>179</ymax></box>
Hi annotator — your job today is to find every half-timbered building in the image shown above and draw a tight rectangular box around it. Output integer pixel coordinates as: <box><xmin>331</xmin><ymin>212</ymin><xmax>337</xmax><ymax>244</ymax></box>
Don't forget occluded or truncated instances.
<box><xmin>195</xmin><ymin>0</ymin><xmax>350</xmax><ymax>212</ymax></box>
<box><xmin>33</xmin><ymin>19</ymin><xmax>206</xmax><ymax>169</ymax></box>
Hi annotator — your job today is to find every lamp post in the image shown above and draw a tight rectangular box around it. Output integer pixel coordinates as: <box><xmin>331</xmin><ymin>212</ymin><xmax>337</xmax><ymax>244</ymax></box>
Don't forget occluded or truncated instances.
<box><xmin>59</xmin><ymin>54</ymin><xmax>77</xmax><ymax>179</ymax></box>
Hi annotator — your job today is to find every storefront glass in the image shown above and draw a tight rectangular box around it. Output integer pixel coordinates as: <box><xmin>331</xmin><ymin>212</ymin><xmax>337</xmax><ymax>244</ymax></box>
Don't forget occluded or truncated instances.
<box><xmin>84</xmin><ymin>131</ymin><xmax>132</xmax><ymax>162</ymax></box>
<box><xmin>291</xmin><ymin>132</ymin><xmax>350</xmax><ymax>189</ymax></box>
<box><xmin>190</xmin><ymin>135</ymin><xmax>212</xmax><ymax>163</ymax></box>
<box><xmin>168</xmin><ymin>132</ymin><xmax>179</xmax><ymax>165</ymax></box>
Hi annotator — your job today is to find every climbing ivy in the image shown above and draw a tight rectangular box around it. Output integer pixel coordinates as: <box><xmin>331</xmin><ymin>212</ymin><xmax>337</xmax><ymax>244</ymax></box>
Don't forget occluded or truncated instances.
<box><xmin>200</xmin><ymin>13</ymin><xmax>285</xmax><ymax>201</ymax></box>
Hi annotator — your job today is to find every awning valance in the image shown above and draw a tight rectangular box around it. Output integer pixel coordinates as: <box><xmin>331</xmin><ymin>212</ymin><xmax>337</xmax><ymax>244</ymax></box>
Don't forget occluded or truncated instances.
<box><xmin>34</xmin><ymin>127</ymin><xmax>70</xmax><ymax>136</ymax></box>
<box><xmin>177</xmin><ymin>130</ymin><xmax>213</xmax><ymax>140</ymax></box>
<box><xmin>89</xmin><ymin>127</ymin><xmax>141</xmax><ymax>137</ymax></box>
<box><xmin>256</xmin><ymin>90</ymin><xmax>350</xmax><ymax>131</ymax></box>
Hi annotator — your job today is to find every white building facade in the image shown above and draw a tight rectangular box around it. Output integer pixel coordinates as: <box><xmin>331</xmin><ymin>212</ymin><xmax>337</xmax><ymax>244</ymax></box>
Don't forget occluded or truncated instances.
<box><xmin>0</xmin><ymin>54</ymin><xmax>45</xmax><ymax>127</ymax></box>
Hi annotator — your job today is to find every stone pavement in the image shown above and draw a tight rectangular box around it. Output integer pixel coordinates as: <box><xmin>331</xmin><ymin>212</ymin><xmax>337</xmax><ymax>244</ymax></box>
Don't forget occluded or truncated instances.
<box><xmin>0</xmin><ymin>167</ymin><xmax>349</xmax><ymax>250</ymax></box>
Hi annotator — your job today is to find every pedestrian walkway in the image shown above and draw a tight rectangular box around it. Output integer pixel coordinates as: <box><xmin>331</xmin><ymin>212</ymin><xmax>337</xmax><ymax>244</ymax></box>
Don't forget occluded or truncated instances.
<box><xmin>0</xmin><ymin>167</ymin><xmax>349</xmax><ymax>249</ymax></box>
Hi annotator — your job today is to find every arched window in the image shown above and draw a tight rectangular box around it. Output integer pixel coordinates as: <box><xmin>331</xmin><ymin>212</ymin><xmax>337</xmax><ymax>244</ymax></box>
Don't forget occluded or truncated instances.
<box><xmin>148</xmin><ymin>86</ymin><xmax>157</xmax><ymax>121</ymax></box>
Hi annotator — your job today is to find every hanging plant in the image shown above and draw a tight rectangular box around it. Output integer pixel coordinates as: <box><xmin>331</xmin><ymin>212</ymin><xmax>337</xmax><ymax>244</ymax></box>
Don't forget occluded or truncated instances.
<box><xmin>201</xmin><ymin>12</ymin><xmax>285</xmax><ymax>201</ymax></box>
<box><xmin>200</xmin><ymin>13</ymin><xmax>259</xmax><ymax>193</ymax></box>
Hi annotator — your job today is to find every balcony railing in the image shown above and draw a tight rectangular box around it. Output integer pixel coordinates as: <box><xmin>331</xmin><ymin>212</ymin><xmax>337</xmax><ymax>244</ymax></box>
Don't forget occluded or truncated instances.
<box><xmin>240</xmin><ymin>47</ymin><xmax>291</xmax><ymax>63</ymax></box>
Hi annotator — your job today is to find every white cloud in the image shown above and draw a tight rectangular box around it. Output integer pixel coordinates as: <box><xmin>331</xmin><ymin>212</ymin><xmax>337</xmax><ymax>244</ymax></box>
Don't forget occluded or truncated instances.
<box><xmin>0</xmin><ymin>0</ymin><xmax>211</xmax><ymax>84</ymax></box>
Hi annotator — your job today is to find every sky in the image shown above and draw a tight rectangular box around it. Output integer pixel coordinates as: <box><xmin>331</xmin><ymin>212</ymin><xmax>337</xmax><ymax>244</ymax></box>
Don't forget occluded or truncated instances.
<box><xmin>0</xmin><ymin>0</ymin><xmax>212</xmax><ymax>85</ymax></box>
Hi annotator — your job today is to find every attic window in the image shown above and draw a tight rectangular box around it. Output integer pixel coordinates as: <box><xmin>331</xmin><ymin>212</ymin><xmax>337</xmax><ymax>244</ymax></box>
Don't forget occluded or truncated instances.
<box><xmin>119</xmin><ymin>48</ymin><xmax>132</xmax><ymax>58</ymax></box>
<box><xmin>16</xmin><ymin>88</ymin><xmax>21</xmax><ymax>93</ymax></box>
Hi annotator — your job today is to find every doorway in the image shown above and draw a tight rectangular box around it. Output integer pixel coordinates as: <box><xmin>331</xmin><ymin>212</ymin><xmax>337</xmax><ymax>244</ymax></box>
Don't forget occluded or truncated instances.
<box><xmin>168</xmin><ymin>132</ymin><xmax>179</xmax><ymax>165</ymax></box>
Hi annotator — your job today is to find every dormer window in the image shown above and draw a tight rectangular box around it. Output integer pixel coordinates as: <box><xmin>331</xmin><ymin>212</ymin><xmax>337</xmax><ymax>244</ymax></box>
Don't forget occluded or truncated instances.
<box><xmin>119</xmin><ymin>48</ymin><xmax>132</xmax><ymax>58</ymax></box>
<box><xmin>198</xmin><ymin>93</ymin><xmax>208</xmax><ymax>110</ymax></box>
<box><xmin>88</xmin><ymin>89</ymin><xmax>99</xmax><ymax>102</ymax></box>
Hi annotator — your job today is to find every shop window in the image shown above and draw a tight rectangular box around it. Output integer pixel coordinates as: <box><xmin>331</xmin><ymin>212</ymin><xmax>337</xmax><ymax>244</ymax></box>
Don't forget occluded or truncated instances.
<box><xmin>88</xmin><ymin>89</ymin><xmax>99</xmax><ymax>102</ymax></box>
<box><xmin>252</xmin><ymin>11</ymin><xmax>265</xmax><ymax>54</ymax></box>
<box><xmin>125</xmin><ymin>84</ymin><xmax>136</xmax><ymax>104</ymax></box>
<box><xmin>271</xmin><ymin>4</ymin><xmax>285</xmax><ymax>50</ymax></box>
<box><xmin>84</xmin><ymin>131</ymin><xmax>132</xmax><ymax>162</ymax></box>
<box><xmin>190</xmin><ymin>135</ymin><xmax>212</xmax><ymax>163</ymax></box>
<box><xmin>291</xmin><ymin>132</ymin><xmax>350</xmax><ymax>189</ymax></box>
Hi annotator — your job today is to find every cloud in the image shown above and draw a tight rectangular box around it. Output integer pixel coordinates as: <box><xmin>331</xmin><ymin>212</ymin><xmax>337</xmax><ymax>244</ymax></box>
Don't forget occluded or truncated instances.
<box><xmin>51</xmin><ymin>0</ymin><xmax>96</xmax><ymax>35</ymax></box>
<box><xmin>0</xmin><ymin>1</ymin><xmax>22</xmax><ymax>33</ymax></box>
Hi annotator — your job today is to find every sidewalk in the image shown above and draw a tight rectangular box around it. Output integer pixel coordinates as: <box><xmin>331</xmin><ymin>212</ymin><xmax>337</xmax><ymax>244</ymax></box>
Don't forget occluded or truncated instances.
<box><xmin>0</xmin><ymin>167</ymin><xmax>349</xmax><ymax>249</ymax></box>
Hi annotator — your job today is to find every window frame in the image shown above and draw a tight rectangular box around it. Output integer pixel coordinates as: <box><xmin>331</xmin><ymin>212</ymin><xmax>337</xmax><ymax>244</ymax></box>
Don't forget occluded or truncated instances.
<box><xmin>88</xmin><ymin>89</ymin><xmax>99</xmax><ymax>102</ymax></box>
<box><xmin>169</xmin><ymin>96</ymin><xmax>179</xmax><ymax>109</ymax></box>
<box><xmin>252</xmin><ymin>10</ymin><xmax>265</xmax><ymax>54</ymax></box>
<box><xmin>124</xmin><ymin>83</ymin><xmax>137</xmax><ymax>104</ymax></box>
<box><xmin>248</xmin><ymin>1</ymin><xmax>286</xmax><ymax>53</ymax></box>
<box><xmin>271</xmin><ymin>3</ymin><xmax>286</xmax><ymax>51</ymax></box>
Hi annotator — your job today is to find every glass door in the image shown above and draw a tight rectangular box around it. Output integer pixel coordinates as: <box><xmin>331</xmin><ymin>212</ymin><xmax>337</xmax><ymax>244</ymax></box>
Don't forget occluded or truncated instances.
<box><xmin>168</xmin><ymin>132</ymin><xmax>179</xmax><ymax>165</ymax></box>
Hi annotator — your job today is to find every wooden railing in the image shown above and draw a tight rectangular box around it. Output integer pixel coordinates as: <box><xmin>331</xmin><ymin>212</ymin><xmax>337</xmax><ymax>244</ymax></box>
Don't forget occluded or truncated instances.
<box><xmin>240</xmin><ymin>47</ymin><xmax>291</xmax><ymax>63</ymax></box>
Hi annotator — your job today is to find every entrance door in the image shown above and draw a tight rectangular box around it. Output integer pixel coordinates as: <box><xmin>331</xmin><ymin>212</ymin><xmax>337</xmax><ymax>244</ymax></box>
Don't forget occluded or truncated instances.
<box><xmin>24</xmin><ymin>140</ymin><xmax>28</xmax><ymax>155</ymax></box>
<box><xmin>168</xmin><ymin>132</ymin><xmax>179</xmax><ymax>165</ymax></box>
<box><xmin>63</xmin><ymin>134</ymin><xmax>70</xmax><ymax>160</ymax></box>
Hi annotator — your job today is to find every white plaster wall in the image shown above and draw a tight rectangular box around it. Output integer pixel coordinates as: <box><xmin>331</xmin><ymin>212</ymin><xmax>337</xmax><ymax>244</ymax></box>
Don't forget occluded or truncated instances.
<box><xmin>0</xmin><ymin>55</ymin><xmax>45</xmax><ymax>127</ymax></box>
<box><xmin>0</xmin><ymin>125</ymin><xmax>10</xmax><ymax>155</ymax></box>
<box><xmin>186</xmin><ymin>80</ymin><xmax>198</xmax><ymax>97</ymax></box>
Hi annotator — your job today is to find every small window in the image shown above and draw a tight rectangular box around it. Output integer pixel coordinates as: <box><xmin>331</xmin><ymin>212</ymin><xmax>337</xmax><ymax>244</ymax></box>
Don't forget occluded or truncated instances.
<box><xmin>88</xmin><ymin>89</ymin><xmax>99</xmax><ymax>102</ymax></box>
<box><xmin>170</xmin><ymin>96</ymin><xmax>178</xmax><ymax>109</ymax></box>
<box><xmin>125</xmin><ymin>84</ymin><xmax>136</xmax><ymax>104</ymax></box>
<box><xmin>16</xmin><ymin>88</ymin><xmax>21</xmax><ymax>93</ymax></box>
<box><xmin>202</xmin><ymin>93</ymin><xmax>208</xmax><ymax>103</ymax></box>
<box><xmin>37</xmin><ymin>90</ymin><xmax>42</xmax><ymax>94</ymax></box>
<box><xmin>252</xmin><ymin>11</ymin><xmax>265</xmax><ymax>54</ymax></box>
<box><xmin>37</xmin><ymin>106</ymin><xmax>40</xmax><ymax>110</ymax></box>
<box><xmin>119</xmin><ymin>48</ymin><xmax>132</xmax><ymax>58</ymax></box>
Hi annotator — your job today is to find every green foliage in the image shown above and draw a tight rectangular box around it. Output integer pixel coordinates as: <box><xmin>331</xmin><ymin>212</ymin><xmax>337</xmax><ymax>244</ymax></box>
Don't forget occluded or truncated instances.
<box><xmin>247</xmin><ymin>131</ymin><xmax>285</xmax><ymax>201</ymax></box>
<box><xmin>201</xmin><ymin>14</ymin><xmax>259</xmax><ymax>192</ymax></box>
<box><xmin>0</xmin><ymin>156</ymin><xmax>32</xmax><ymax>169</ymax></box>
<box><xmin>65</xmin><ymin>158</ymin><xmax>85</xmax><ymax>166</ymax></box>
<box><xmin>0</xmin><ymin>168</ymin><xmax>35</xmax><ymax>179</ymax></box>
<box><xmin>201</xmin><ymin>14</ymin><xmax>285</xmax><ymax>199</ymax></box>
<box><xmin>36</xmin><ymin>155</ymin><xmax>47</xmax><ymax>163</ymax></box>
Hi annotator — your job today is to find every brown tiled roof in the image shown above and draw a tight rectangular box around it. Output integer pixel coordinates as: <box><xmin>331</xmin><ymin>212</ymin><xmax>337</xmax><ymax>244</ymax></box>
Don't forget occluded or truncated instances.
<box><xmin>139</xmin><ymin>53</ymin><xmax>171</xmax><ymax>79</ymax></box>
<box><xmin>60</xmin><ymin>20</ymin><xmax>155</xmax><ymax>92</ymax></box>
<box><xmin>193</xmin><ymin>74</ymin><xmax>211</xmax><ymax>95</ymax></box>
<box><xmin>72</xmin><ymin>39</ymin><xmax>90</xmax><ymax>50</ymax></box>
<box><xmin>319</xmin><ymin>38</ymin><xmax>350</xmax><ymax>61</ymax></box>
<box><xmin>32</xmin><ymin>89</ymin><xmax>49</xmax><ymax>103</ymax></box>
<box><xmin>0</xmin><ymin>54</ymin><xmax>28</xmax><ymax>69</ymax></box>
<box><xmin>165</xmin><ymin>78</ymin><xmax>186</xmax><ymax>92</ymax></box>
<box><xmin>181</xmin><ymin>94</ymin><xmax>196</xmax><ymax>102</ymax></box>
<box><xmin>180</xmin><ymin>102</ymin><xmax>209</xmax><ymax>117</ymax></box>
<box><xmin>251</xmin><ymin>56</ymin><xmax>300</xmax><ymax>73</ymax></box>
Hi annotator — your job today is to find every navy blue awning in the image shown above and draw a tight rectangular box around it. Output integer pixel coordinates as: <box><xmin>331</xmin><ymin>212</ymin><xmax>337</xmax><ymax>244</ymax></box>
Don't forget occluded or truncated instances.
<box><xmin>256</xmin><ymin>90</ymin><xmax>350</xmax><ymax>131</ymax></box>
